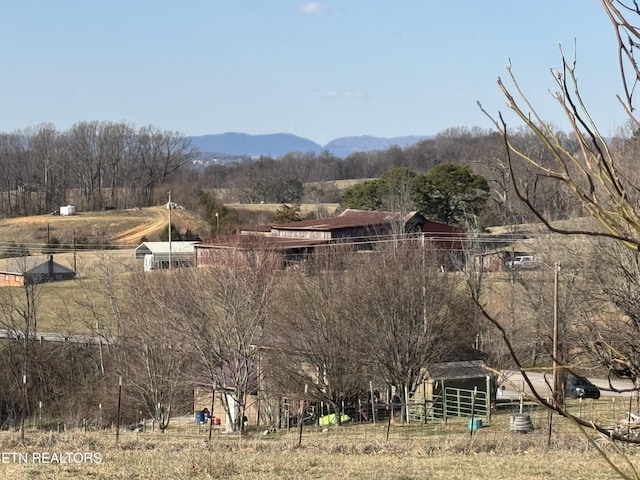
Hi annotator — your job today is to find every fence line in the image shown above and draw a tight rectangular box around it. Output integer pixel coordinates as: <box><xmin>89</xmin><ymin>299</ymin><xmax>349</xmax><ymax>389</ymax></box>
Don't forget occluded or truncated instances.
<box><xmin>4</xmin><ymin>394</ymin><xmax>631</xmax><ymax>445</ymax></box>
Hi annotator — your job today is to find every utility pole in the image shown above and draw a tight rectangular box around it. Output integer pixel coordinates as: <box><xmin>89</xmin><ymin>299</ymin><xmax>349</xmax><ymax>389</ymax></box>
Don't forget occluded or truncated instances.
<box><xmin>168</xmin><ymin>191</ymin><xmax>172</xmax><ymax>269</ymax></box>
<box><xmin>72</xmin><ymin>229</ymin><xmax>77</xmax><ymax>273</ymax></box>
<box><xmin>552</xmin><ymin>262</ymin><xmax>563</xmax><ymax>407</ymax></box>
<box><xmin>548</xmin><ymin>261</ymin><xmax>562</xmax><ymax>447</ymax></box>
<box><xmin>116</xmin><ymin>376</ymin><xmax>122</xmax><ymax>446</ymax></box>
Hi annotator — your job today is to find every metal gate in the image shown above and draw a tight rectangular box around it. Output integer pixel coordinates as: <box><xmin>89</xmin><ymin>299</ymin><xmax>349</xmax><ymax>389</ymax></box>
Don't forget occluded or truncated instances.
<box><xmin>428</xmin><ymin>387</ymin><xmax>489</xmax><ymax>420</ymax></box>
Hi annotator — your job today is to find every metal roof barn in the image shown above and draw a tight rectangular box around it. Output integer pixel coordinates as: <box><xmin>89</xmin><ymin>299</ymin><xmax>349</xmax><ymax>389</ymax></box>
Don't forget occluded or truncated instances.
<box><xmin>134</xmin><ymin>241</ymin><xmax>199</xmax><ymax>271</ymax></box>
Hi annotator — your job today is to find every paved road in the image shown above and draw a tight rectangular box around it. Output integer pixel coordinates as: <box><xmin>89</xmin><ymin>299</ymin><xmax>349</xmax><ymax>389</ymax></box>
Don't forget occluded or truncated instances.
<box><xmin>499</xmin><ymin>370</ymin><xmax>634</xmax><ymax>399</ymax></box>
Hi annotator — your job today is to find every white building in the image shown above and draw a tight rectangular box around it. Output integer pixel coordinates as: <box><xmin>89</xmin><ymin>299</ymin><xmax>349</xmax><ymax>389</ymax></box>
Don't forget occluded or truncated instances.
<box><xmin>134</xmin><ymin>241</ymin><xmax>199</xmax><ymax>271</ymax></box>
<box><xmin>60</xmin><ymin>205</ymin><xmax>76</xmax><ymax>216</ymax></box>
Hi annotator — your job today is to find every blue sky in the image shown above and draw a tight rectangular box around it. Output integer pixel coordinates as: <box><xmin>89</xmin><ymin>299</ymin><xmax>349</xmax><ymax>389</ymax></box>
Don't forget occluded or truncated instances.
<box><xmin>0</xmin><ymin>1</ymin><xmax>627</xmax><ymax>145</ymax></box>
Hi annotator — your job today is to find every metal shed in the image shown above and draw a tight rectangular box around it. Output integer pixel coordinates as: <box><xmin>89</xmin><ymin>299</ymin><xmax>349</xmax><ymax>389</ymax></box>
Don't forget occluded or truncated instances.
<box><xmin>424</xmin><ymin>360</ymin><xmax>494</xmax><ymax>421</ymax></box>
<box><xmin>134</xmin><ymin>241</ymin><xmax>199</xmax><ymax>271</ymax></box>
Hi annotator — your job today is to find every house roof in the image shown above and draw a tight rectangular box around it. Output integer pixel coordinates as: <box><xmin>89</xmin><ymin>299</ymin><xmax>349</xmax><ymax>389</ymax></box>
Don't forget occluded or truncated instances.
<box><xmin>201</xmin><ymin>210</ymin><xmax>461</xmax><ymax>253</ymax></box>
<box><xmin>27</xmin><ymin>260</ymin><xmax>75</xmax><ymax>275</ymax></box>
<box><xmin>271</xmin><ymin>209</ymin><xmax>405</xmax><ymax>231</ymax></box>
<box><xmin>134</xmin><ymin>241</ymin><xmax>199</xmax><ymax>259</ymax></box>
<box><xmin>0</xmin><ymin>256</ymin><xmax>75</xmax><ymax>276</ymax></box>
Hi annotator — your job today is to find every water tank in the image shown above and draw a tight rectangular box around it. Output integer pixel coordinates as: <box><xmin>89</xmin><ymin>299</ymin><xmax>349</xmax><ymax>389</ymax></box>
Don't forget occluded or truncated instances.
<box><xmin>509</xmin><ymin>414</ymin><xmax>533</xmax><ymax>433</ymax></box>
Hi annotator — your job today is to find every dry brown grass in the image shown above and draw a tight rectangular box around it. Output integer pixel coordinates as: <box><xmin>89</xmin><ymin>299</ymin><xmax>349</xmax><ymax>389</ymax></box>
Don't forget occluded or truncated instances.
<box><xmin>225</xmin><ymin>202</ymin><xmax>341</xmax><ymax>216</ymax></box>
<box><xmin>0</xmin><ymin>413</ymin><xmax>635</xmax><ymax>480</ymax></box>
<box><xmin>210</xmin><ymin>179</ymin><xmax>370</xmax><ymax>203</ymax></box>
<box><xmin>305</xmin><ymin>178</ymin><xmax>373</xmax><ymax>191</ymax></box>
<box><xmin>486</xmin><ymin>216</ymin><xmax>603</xmax><ymax>236</ymax></box>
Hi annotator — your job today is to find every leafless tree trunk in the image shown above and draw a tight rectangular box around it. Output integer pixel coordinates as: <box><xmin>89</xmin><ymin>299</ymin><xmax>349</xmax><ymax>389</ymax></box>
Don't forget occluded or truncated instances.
<box><xmin>473</xmin><ymin>0</ymin><xmax>640</xmax><ymax>435</ymax></box>
<box><xmin>116</xmin><ymin>270</ymin><xmax>193</xmax><ymax>432</ymax></box>
<box><xmin>269</xmin><ymin>248</ymin><xmax>367</xmax><ymax>419</ymax></box>
<box><xmin>348</xmin><ymin>242</ymin><xmax>478</xmax><ymax>408</ymax></box>
<box><xmin>169</xmin><ymin>248</ymin><xmax>279</xmax><ymax>432</ymax></box>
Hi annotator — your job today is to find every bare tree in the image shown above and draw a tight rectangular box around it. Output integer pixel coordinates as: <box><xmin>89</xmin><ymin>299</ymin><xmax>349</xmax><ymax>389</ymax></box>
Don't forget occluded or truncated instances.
<box><xmin>117</xmin><ymin>270</ymin><xmax>194</xmax><ymax>432</ymax></box>
<box><xmin>0</xmin><ymin>257</ymin><xmax>46</xmax><ymax>433</ymax></box>
<box><xmin>172</xmin><ymin>247</ymin><xmax>279</xmax><ymax>432</ymax></box>
<box><xmin>25</xmin><ymin>123</ymin><xmax>63</xmax><ymax>214</ymax></box>
<box><xmin>468</xmin><ymin>3</ymin><xmax>640</xmax><ymax>459</ymax></box>
<box><xmin>479</xmin><ymin>1</ymin><xmax>640</xmax><ymax>249</ymax></box>
<box><xmin>347</xmin><ymin>242</ymin><xmax>478</xmax><ymax>409</ymax></box>
<box><xmin>99</xmin><ymin>122</ymin><xmax>136</xmax><ymax>209</ymax></box>
<box><xmin>585</xmin><ymin>237</ymin><xmax>640</xmax><ymax>391</ymax></box>
<box><xmin>133</xmin><ymin>126</ymin><xmax>197</xmax><ymax>206</ymax></box>
<box><xmin>269</xmin><ymin>250</ymin><xmax>367</xmax><ymax>420</ymax></box>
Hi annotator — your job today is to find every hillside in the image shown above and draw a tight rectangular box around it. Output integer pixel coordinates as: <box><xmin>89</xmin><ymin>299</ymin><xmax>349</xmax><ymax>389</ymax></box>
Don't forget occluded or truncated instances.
<box><xmin>323</xmin><ymin>135</ymin><xmax>432</xmax><ymax>157</ymax></box>
<box><xmin>0</xmin><ymin>206</ymin><xmax>209</xmax><ymax>251</ymax></box>
<box><xmin>0</xmin><ymin>202</ymin><xmax>346</xmax><ymax>252</ymax></box>
<box><xmin>189</xmin><ymin>132</ymin><xmax>322</xmax><ymax>157</ymax></box>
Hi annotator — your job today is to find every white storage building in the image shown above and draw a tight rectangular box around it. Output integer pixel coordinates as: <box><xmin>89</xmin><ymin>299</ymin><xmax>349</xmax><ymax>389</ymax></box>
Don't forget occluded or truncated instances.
<box><xmin>60</xmin><ymin>205</ymin><xmax>76</xmax><ymax>216</ymax></box>
<box><xmin>134</xmin><ymin>241</ymin><xmax>199</xmax><ymax>271</ymax></box>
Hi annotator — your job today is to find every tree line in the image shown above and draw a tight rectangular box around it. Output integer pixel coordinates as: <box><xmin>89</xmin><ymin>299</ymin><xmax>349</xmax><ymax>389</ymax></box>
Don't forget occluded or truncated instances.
<box><xmin>0</xmin><ymin>122</ymin><xmax>196</xmax><ymax>217</ymax></box>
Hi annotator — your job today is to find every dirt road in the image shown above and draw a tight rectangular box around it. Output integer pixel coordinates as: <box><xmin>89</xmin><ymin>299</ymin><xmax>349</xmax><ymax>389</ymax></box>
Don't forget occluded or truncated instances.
<box><xmin>111</xmin><ymin>207</ymin><xmax>169</xmax><ymax>244</ymax></box>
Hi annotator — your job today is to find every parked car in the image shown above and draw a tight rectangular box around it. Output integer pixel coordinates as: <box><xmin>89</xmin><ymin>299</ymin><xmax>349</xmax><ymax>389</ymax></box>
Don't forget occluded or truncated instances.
<box><xmin>504</xmin><ymin>255</ymin><xmax>538</xmax><ymax>270</ymax></box>
<box><xmin>565</xmin><ymin>374</ymin><xmax>601</xmax><ymax>399</ymax></box>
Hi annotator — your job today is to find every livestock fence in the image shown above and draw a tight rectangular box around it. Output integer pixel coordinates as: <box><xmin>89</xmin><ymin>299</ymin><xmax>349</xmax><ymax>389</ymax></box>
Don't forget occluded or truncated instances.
<box><xmin>4</xmin><ymin>390</ymin><xmax>636</xmax><ymax>447</ymax></box>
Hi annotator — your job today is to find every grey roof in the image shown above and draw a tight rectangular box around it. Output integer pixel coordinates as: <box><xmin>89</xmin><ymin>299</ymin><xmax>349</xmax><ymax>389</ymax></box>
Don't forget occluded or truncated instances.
<box><xmin>428</xmin><ymin>360</ymin><xmax>491</xmax><ymax>380</ymax></box>
<box><xmin>27</xmin><ymin>260</ymin><xmax>75</xmax><ymax>275</ymax></box>
<box><xmin>134</xmin><ymin>241</ymin><xmax>199</xmax><ymax>259</ymax></box>
<box><xmin>0</xmin><ymin>256</ymin><xmax>75</xmax><ymax>276</ymax></box>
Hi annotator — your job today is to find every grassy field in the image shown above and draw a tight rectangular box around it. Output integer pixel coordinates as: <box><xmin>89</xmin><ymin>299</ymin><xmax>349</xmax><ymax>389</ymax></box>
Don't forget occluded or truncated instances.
<box><xmin>0</xmin><ymin>410</ymin><xmax>637</xmax><ymax>479</ymax></box>
<box><xmin>0</xmin><ymin>206</ymin><xmax>211</xmax><ymax>249</ymax></box>
<box><xmin>225</xmin><ymin>202</ymin><xmax>341</xmax><ymax>216</ymax></box>
<box><xmin>211</xmin><ymin>179</ymin><xmax>369</xmax><ymax>203</ymax></box>
<box><xmin>304</xmin><ymin>178</ymin><xmax>373</xmax><ymax>191</ymax></box>
<box><xmin>0</xmin><ymin>249</ymin><xmax>136</xmax><ymax>333</ymax></box>
<box><xmin>0</xmin><ymin>197</ymin><xmax>336</xmax><ymax>334</ymax></box>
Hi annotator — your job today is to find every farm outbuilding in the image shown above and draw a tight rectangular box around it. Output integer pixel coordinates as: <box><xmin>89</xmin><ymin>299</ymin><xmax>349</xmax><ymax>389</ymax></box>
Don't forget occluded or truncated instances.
<box><xmin>473</xmin><ymin>237</ymin><xmax>541</xmax><ymax>272</ymax></box>
<box><xmin>413</xmin><ymin>359</ymin><xmax>494</xmax><ymax>422</ymax></box>
<box><xmin>195</xmin><ymin>235</ymin><xmax>327</xmax><ymax>270</ymax></box>
<box><xmin>134</xmin><ymin>241</ymin><xmax>199</xmax><ymax>271</ymax></box>
<box><xmin>59</xmin><ymin>205</ymin><xmax>76</xmax><ymax>216</ymax></box>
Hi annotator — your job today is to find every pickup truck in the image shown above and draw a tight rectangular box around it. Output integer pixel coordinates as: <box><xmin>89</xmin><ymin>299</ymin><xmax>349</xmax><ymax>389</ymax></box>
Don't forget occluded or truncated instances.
<box><xmin>504</xmin><ymin>255</ymin><xmax>538</xmax><ymax>270</ymax></box>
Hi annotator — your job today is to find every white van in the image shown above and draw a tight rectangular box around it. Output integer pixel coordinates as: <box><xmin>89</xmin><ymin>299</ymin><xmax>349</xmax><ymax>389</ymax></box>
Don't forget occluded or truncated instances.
<box><xmin>505</xmin><ymin>255</ymin><xmax>538</xmax><ymax>270</ymax></box>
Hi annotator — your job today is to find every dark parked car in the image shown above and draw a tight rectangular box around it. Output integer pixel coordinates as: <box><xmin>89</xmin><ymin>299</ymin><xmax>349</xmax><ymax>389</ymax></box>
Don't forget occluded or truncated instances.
<box><xmin>565</xmin><ymin>374</ymin><xmax>601</xmax><ymax>399</ymax></box>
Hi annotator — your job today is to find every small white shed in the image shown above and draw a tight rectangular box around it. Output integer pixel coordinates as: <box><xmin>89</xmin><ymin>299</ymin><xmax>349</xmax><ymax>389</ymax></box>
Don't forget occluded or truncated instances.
<box><xmin>60</xmin><ymin>205</ymin><xmax>76</xmax><ymax>216</ymax></box>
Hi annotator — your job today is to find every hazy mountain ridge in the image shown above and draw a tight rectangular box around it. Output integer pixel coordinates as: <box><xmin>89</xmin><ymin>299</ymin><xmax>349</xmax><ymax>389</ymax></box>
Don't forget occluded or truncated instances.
<box><xmin>188</xmin><ymin>132</ymin><xmax>433</xmax><ymax>159</ymax></box>
<box><xmin>323</xmin><ymin>135</ymin><xmax>432</xmax><ymax>158</ymax></box>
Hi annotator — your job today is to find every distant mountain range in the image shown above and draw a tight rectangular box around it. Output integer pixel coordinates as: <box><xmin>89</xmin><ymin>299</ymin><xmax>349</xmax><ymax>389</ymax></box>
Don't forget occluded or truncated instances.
<box><xmin>187</xmin><ymin>132</ymin><xmax>432</xmax><ymax>159</ymax></box>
